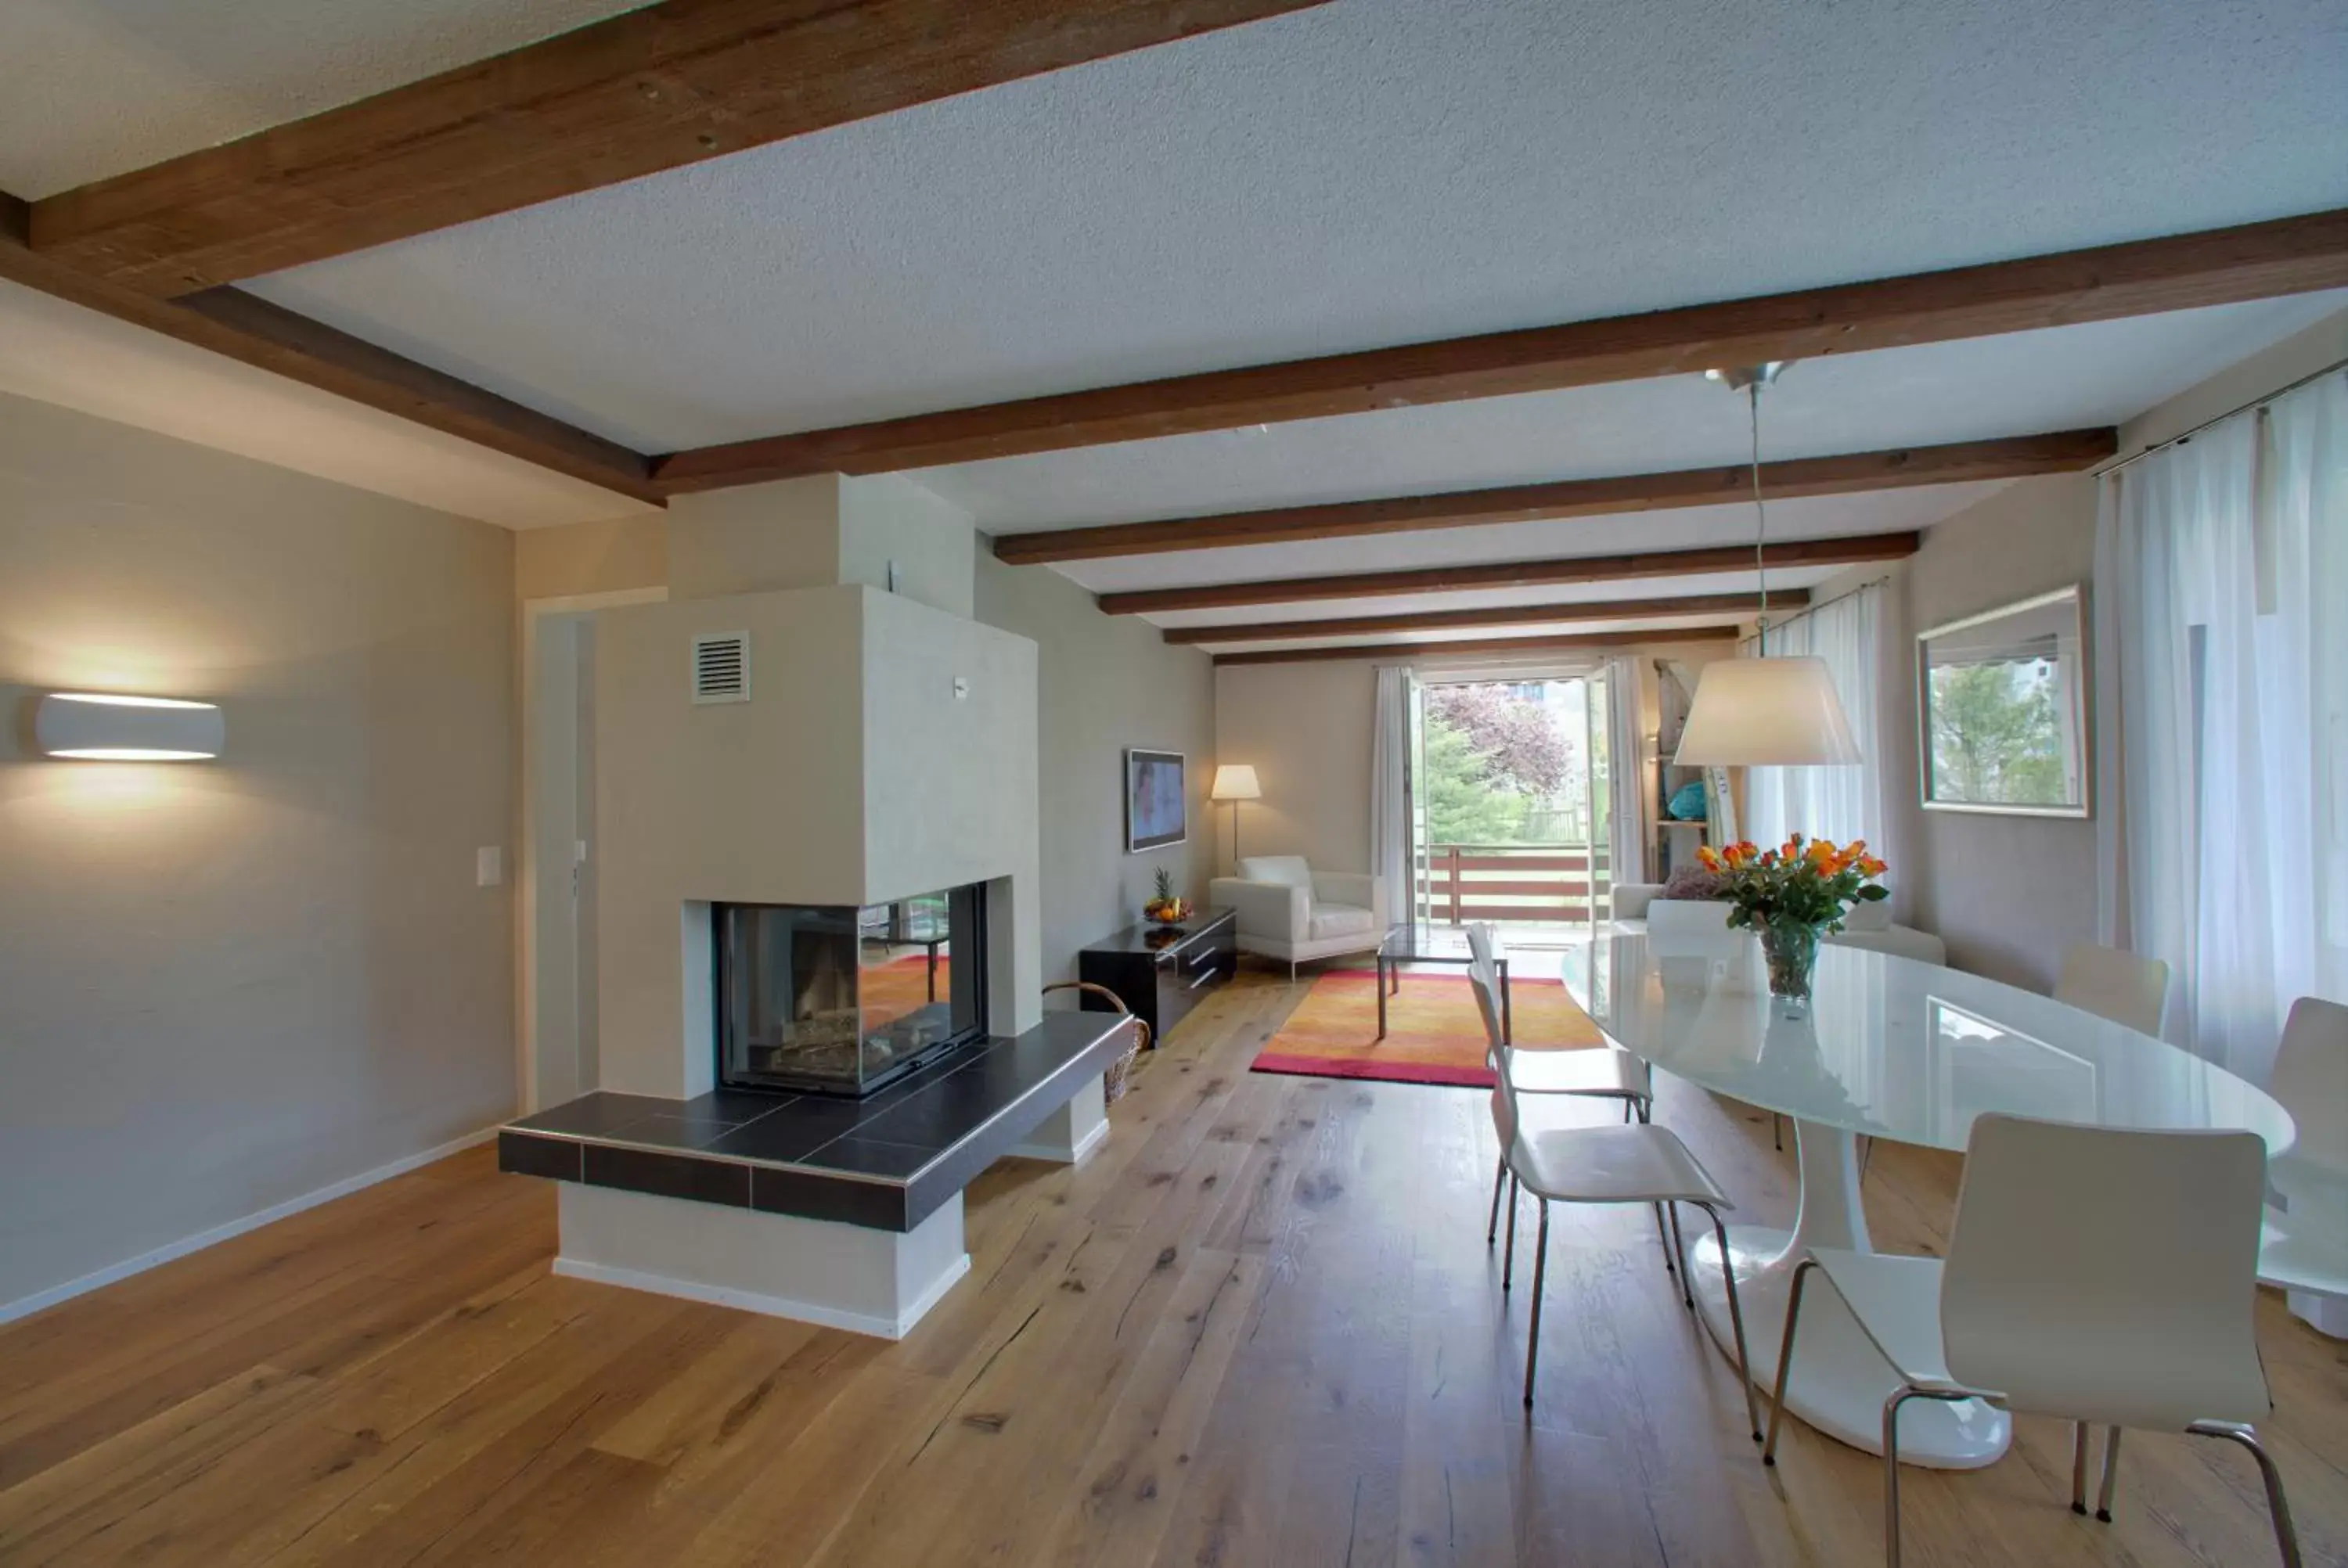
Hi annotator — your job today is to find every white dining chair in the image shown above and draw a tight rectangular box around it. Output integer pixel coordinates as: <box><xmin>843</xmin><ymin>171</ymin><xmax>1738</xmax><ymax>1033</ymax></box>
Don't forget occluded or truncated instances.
<box><xmin>1468</xmin><ymin>956</ymin><xmax>1760</xmax><ymax>1433</ymax></box>
<box><xmin>1824</xmin><ymin>926</ymin><xmax>1948</xmax><ymax>966</ymax></box>
<box><xmin>2260</xmin><ymin>995</ymin><xmax>2348</xmax><ymax>1328</ymax></box>
<box><xmin>1762</xmin><ymin>1113</ymin><xmax>2299</xmax><ymax>1568</ymax></box>
<box><xmin>1463</xmin><ymin>925</ymin><xmax>1661</xmax><ymax>1271</ymax></box>
<box><xmin>2054</xmin><ymin>942</ymin><xmax>2170</xmax><ymax>1036</ymax></box>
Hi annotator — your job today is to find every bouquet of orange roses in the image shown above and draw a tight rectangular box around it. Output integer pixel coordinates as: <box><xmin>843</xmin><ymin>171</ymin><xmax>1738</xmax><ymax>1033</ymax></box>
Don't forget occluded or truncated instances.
<box><xmin>1695</xmin><ymin>835</ymin><xmax>1889</xmax><ymax>935</ymax></box>
<box><xmin>1695</xmin><ymin>835</ymin><xmax>1889</xmax><ymax>1001</ymax></box>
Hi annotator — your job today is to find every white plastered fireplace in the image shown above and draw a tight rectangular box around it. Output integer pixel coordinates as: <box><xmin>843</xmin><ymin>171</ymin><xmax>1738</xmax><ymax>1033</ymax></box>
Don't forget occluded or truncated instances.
<box><xmin>549</xmin><ymin>472</ymin><xmax>1099</xmax><ymax>1336</ymax></box>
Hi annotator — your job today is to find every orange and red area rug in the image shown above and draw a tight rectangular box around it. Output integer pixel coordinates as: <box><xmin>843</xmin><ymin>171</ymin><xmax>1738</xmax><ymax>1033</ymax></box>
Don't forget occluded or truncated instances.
<box><xmin>1250</xmin><ymin>966</ymin><xmax>1605</xmax><ymax>1088</ymax></box>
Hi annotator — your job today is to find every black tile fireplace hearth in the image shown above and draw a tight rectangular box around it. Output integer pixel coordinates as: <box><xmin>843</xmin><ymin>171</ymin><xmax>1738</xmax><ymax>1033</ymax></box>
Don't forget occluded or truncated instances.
<box><xmin>500</xmin><ymin>1011</ymin><xmax>1133</xmax><ymax>1232</ymax></box>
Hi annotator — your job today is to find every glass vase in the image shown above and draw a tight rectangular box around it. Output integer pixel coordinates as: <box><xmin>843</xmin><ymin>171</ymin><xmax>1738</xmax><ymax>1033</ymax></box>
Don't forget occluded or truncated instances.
<box><xmin>1757</xmin><ymin>919</ymin><xmax>1823</xmax><ymax>1007</ymax></box>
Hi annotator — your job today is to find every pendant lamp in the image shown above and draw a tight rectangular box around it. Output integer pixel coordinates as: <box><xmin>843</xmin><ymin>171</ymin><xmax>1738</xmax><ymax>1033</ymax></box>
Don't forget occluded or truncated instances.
<box><xmin>1673</xmin><ymin>364</ymin><xmax>1860</xmax><ymax>767</ymax></box>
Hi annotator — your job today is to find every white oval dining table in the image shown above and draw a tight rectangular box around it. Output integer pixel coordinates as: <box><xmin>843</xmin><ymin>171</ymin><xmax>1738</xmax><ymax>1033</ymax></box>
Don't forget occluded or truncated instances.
<box><xmin>1566</xmin><ymin>930</ymin><xmax>2296</xmax><ymax>1470</ymax></box>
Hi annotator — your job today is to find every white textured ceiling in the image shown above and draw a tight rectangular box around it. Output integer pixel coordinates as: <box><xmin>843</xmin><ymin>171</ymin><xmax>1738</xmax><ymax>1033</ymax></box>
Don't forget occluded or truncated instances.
<box><xmin>928</xmin><ymin>297</ymin><xmax>2348</xmax><ymax>534</ymax></box>
<box><xmin>1082</xmin><ymin>485</ymin><xmax>2001</xmax><ymax>642</ymax></box>
<box><xmin>235</xmin><ymin>0</ymin><xmax>2348</xmax><ymax>455</ymax></box>
<box><xmin>1149</xmin><ymin>561</ymin><xmax>1887</xmax><ymax>632</ymax></box>
<box><xmin>0</xmin><ymin>0</ymin><xmax>646</xmax><ymax>197</ymax></box>
<box><xmin>0</xmin><ymin>0</ymin><xmax>2341</xmax><ymax>559</ymax></box>
<box><xmin>1170</xmin><ymin>566</ymin><xmax>1851</xmax><ymax>654</ymax></box>
<box><xmin>0</xmin><ymin>279</ymin><xmax>655</xmax><ymax>529</ymax></box>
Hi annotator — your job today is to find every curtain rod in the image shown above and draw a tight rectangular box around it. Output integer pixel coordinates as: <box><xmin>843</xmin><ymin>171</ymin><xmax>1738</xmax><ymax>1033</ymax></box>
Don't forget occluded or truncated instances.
<box><xmin>2091</xmin><ymin>354</ymin><xmax>2348</xmax><ymax>480</ymax></box>
<box><xmin>1744</xmin><ymin>573</ymin><xmax>1894</xmax><ymax>648</ymax></box>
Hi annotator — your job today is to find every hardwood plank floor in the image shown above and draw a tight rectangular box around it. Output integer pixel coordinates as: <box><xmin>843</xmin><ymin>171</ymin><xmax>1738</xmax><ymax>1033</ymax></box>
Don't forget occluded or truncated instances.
<box><xmin>2</xmin><ymin>966</ymin><xmax>2343</xmax><ymax>1566</ymax></box>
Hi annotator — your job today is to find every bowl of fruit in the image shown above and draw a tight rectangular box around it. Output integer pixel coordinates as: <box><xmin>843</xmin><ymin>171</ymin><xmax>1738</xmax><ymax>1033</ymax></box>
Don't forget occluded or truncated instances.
<box><xmin>1143</xmin><ymin>867</ymin><xmax>1192</xmax><ymax>928</ymax></box>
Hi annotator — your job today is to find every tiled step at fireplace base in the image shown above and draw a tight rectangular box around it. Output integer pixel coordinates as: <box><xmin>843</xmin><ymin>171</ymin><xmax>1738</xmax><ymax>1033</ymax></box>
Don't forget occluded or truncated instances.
<box><xmin>554</xmin><ymin>1182</ymin><xmax>971</xmax><ymax>1340</ymax></box>
<box><xmin>499</xmin><ymin>1012</ymin><xmax>1131</xmax><ymax>1232</ymax></box>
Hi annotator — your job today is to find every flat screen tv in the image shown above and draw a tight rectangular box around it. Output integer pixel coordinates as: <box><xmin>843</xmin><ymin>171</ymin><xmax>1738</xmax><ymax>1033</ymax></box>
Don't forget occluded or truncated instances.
<box><xmin>1125</xmin><ymin>748</ymin><xmax>1187</xmax><ymax>853</ymax></box>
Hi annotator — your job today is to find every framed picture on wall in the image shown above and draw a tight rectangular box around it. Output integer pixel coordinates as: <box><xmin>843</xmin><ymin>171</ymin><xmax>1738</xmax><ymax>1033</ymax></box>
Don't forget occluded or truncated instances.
<box><xmin>1125</xmin><ymin>749</ymin><xmax>1187</xmax><ymax>853</ymax></box>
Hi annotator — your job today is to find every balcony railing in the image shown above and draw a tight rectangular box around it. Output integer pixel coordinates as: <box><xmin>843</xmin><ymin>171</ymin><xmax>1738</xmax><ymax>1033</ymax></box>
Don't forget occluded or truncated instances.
<box><xmin>1421</xmin><ymin>842</ymin><xmax>1612</xmax><ymax>926</ymax></box>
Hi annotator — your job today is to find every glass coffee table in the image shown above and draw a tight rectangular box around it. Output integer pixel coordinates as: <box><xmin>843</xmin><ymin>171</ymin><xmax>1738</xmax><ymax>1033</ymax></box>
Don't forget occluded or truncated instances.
<box><xmin>1375</xmin><ymin>922</ymin><xmax>1510</xmax><ymax>1042</ymax></box>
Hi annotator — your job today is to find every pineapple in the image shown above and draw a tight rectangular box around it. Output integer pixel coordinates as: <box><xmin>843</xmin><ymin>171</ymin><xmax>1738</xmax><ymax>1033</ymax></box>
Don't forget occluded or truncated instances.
<box><xmin>1146</xmin><ymin>866</ymin><xmax>1187</xmax><ymax>924</ymax></box>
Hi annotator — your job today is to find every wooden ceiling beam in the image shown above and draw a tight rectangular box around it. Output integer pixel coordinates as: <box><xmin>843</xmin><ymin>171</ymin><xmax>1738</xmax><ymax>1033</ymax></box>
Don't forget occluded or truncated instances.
<box><xmin>1162</xmin><ymin>588</ymin><xmax>1805</xmax><ymax>646</ymax></box>
<box><xmin>28</xmin><ymin>0</ymin><xmax>1334</xmax><ymax>297</ymax></box>
<box><xmin>1212</xmin><ymin>627</ymin><xmax>1742</xmax><ymax>667</ymax></box>
<box><xmin>0</xmin><ymin>189</ymin><xmax>663</xmax><ymax>504</ymax></box>
<box><xmin>1098</xmin><ymin>531</ymin><xmax>1918</xmax><ymax>617</ymax></box>
<box><xmin>657</xmin><ymin>207</ymin><xmax>2348</xmax><ymax>489</ymax></box>
<box><xmin>994</xmin><ymin>430</ymin><xmax>2111</xmax><ymax>563</ymax></box>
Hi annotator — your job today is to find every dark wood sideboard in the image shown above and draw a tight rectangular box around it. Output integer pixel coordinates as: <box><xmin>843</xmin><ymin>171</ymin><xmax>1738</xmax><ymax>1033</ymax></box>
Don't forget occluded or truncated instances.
<box><xmin>1075</xmin><ymin>907</ymin><xmax>1238</xmax><ymax>1048</ymax></box>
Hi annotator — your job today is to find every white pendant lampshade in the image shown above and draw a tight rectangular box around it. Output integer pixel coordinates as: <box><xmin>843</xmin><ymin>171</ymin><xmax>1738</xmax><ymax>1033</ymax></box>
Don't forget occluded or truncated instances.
<box><xmin>1673</xmin><ymin>656</ymin><xmax>1859</xmax><ymax>766</ymax></box>
<box><xmin>36</xmin><ymin>692</ymin><xmax>225</xmax><ymax>761</ymax></box>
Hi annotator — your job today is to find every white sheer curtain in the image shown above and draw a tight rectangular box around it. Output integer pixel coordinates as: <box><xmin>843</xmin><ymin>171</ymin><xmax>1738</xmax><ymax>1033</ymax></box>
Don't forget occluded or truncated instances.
<box><xmin>2105</xmin><ymin>371</ymin><xmax>2347</xmax><ymax>1081</ymax></box>
<box><xmin>1741</xmin><ymin>581</ymin><xmax>1889</xmax><ymax>857</ymax></box>
<box><xmin>1368</xmin><ymin>666</ymin><xmax>1411</xmax><ymax>922</ymax></box>
<box><xmin>1603</xmin><ymin>655</ymin><xmax>1651</xmax><ymax>888</ymax></box>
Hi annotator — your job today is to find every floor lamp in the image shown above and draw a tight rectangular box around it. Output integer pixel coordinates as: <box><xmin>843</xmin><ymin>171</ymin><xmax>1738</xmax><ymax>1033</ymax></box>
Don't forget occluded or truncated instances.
<box><xmin>1210</xmin><ymin>764</ymin><xmax>1261</xmax><ymax>872</ymax></box>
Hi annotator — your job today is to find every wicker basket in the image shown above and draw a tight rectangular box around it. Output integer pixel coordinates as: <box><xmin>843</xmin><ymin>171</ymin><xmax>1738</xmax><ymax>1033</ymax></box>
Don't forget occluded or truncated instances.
<box><xmin>1041</xmin><ymin>981</ymin><xmax>1149</xmax><ymax>1103</ymax></box>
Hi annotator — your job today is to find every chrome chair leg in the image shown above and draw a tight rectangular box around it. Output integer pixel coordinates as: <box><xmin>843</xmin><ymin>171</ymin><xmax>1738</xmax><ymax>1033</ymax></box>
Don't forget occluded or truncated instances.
<box><xmin>2188</xmin><ymin>1422</ymin><xmax>2303</xmax><ymax>1568</ymax></box>
<box><xmin>2096</xmin><ymin>1425</ymin><xmax>2123</xmax><ymax>1521</ymax></box>
<box><xmin>2070</xmin><ymin>1422</ymin><xmax>2091</xmax><ymax>1514</ymax></box>
<box><xmin>1882</xmin><ymin>1388</ymin><xmax>1916</xmax><ymax>1568</ymax></box>
<box><xmin>1650</xmin><ymin>1201</ymin><xmax>1676</xmax><ymax>1275</ymax></box>
<box><xmin>1522</xmin><ymin>1198</ymin><xmax>1551</xmax><ymax>1408</ymax></box>
<box><xmin>1763</xmin><ymin>1257</ymin><xmax>1819</xmax><ymax>1466</ymax></box>
<box><xmin>1701</xmin><ymin>1204</ymin><xmax>1763</xmax><ymax>1441</ymax></box>
<box><xmin>1773</xmin><ymin>1112</ymin><xmax>1783</xmax><ymax>1151</ymax></box>
<box><xmin>1664</xmin><ymin>1202</ymin><xmax>1694</xmax><ymax>1309</ymax></box>
<box><xmin>1882</xmin><ymin>1385</ymin><xmax>1975</xmax><ymax>1568</ymax></box>
<box><xmin>1486</xmin><ymin>1156</ymin><xmax>1508</xmax><ymax>1245</ymax></box>
<box><xmin>1502</xmin><ymin>1171</ymin><xmax>1520</xmax><ymax>1289</ymax></box>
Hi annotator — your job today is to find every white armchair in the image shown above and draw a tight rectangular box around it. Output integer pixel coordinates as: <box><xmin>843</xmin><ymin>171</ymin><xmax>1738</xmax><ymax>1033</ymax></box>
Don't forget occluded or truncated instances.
<box><xmin>1209</xmin><ymin>854</ymin><xmax>1387</xmax><ymax>979</ymax></box>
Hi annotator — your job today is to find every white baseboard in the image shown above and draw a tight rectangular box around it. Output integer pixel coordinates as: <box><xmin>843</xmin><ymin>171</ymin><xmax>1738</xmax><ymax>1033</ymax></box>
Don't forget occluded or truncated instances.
<box><xmin>0</xmin><ymin>1123</ymin><xmax>503</xmax><ymax>1326</ymax></box>
<box><xmin>552</xmin><ymin>1250</ymin><xmax>973</xmax><ymax>1340</ymax></box>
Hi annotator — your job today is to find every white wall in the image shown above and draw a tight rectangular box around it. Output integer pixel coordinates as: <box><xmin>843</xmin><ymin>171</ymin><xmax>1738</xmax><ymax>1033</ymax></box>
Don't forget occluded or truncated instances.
<box><xmin>1212</xmin><ymin>660</ymin><xmax>1379</xmax><ymax>874</ymax></box>
<box><xmin>1212</xmin><ymin>638</ymin><xmax>1740</xmax><ymax>881</ymax></box>
<box><xmin>0</xmin><ymin>391</ymin><xmax>517</xmax><ymax>1313</ymax></box>
<box><xmin>1891</xmin><ymin>476</ymin><xmax>2101</xmax><ymax>987</ymax></box>
<box><xmin>1825</xmin><ymin>305</ymin><xmax>2348</xmax><ymax>991</ymax></box>
<box><xmin>973</xmin><ymin>550</ymin><xmax>1216</xmax><ymax>982</ymax></box>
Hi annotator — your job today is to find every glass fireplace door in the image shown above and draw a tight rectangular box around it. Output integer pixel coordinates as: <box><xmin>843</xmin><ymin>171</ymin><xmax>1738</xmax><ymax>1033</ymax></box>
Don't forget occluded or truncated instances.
<box><xmin>716</xmin><ymin>883</ymin><xmax>985</xmax><ymax>1096</ymax></box>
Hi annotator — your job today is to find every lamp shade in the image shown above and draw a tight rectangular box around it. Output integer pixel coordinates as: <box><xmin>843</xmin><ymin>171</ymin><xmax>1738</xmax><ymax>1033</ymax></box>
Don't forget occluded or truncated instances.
<box><xmin>1672</xmin><ymin>656</ymin><xmax>1858</xmax><ymax>766</ymax></box>
<box><xmin>36</xmin><ymin>692</ymin><xmax>225</xmax><ymax>760</ymax></box>
<box><xmin>1209</xmin><ymin>763</ymin><xmax>1262</xmax><ymax>801</ymax></box>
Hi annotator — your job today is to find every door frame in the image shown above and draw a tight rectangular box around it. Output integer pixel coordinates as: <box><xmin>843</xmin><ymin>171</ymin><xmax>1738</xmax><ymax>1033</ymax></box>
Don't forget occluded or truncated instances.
<box><xmin>1406</xmin><ymin>664</ymin><xmax>1611</xmax><ymax>938</ymax></box>
<box><xmin>517</xmin><ymin>587</ymin><xmax>665</xmax><ymax>1112</ymax></box>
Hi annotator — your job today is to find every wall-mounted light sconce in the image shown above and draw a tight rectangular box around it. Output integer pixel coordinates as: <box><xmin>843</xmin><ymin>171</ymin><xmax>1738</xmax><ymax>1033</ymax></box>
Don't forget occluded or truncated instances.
<box><xmin>35</xmin><ymin>692</ymin><xmax>225</xmax><ymax>761</ymax></box>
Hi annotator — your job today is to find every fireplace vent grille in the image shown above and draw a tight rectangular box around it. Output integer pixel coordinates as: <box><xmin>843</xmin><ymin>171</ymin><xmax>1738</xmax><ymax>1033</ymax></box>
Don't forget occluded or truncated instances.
<box><xmin>690</xmin><ymin>632</ymin><xmax>749</xmax><ymax>704</ymax></box>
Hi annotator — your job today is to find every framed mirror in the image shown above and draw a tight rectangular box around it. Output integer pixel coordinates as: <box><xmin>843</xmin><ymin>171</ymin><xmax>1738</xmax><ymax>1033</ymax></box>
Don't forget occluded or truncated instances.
<box><xmin>1917</xmin><ymin>585</ymin><xmax>2091</xmax><ymax>818</ymax></box>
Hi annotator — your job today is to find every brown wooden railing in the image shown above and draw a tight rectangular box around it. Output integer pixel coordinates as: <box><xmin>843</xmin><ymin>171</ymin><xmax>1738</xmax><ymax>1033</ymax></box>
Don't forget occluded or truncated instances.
<box><xmin>1423</xmin><ymin>843</ymin><xmax>1612</xmax><ymax>925</ymax></box>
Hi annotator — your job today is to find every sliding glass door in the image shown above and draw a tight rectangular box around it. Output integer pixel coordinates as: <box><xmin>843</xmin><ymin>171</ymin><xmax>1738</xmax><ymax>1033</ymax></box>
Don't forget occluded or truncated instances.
<box><xmin>1407</xmin><ymin>671</ymin><xmax>1609</xmax><ymax>944</ymax></box>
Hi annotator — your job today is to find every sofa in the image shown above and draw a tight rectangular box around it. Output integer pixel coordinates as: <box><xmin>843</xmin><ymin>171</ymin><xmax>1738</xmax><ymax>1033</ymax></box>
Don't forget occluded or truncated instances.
<box><xmin>1611</xmin><ymin>883</ymin><xmax>1947</xmax><ymax>965</ymax></box>
<box><xmin>1209</xmin><ymin>855</ymin><xmax>1387</xmax><ymax>978</ymax></box>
